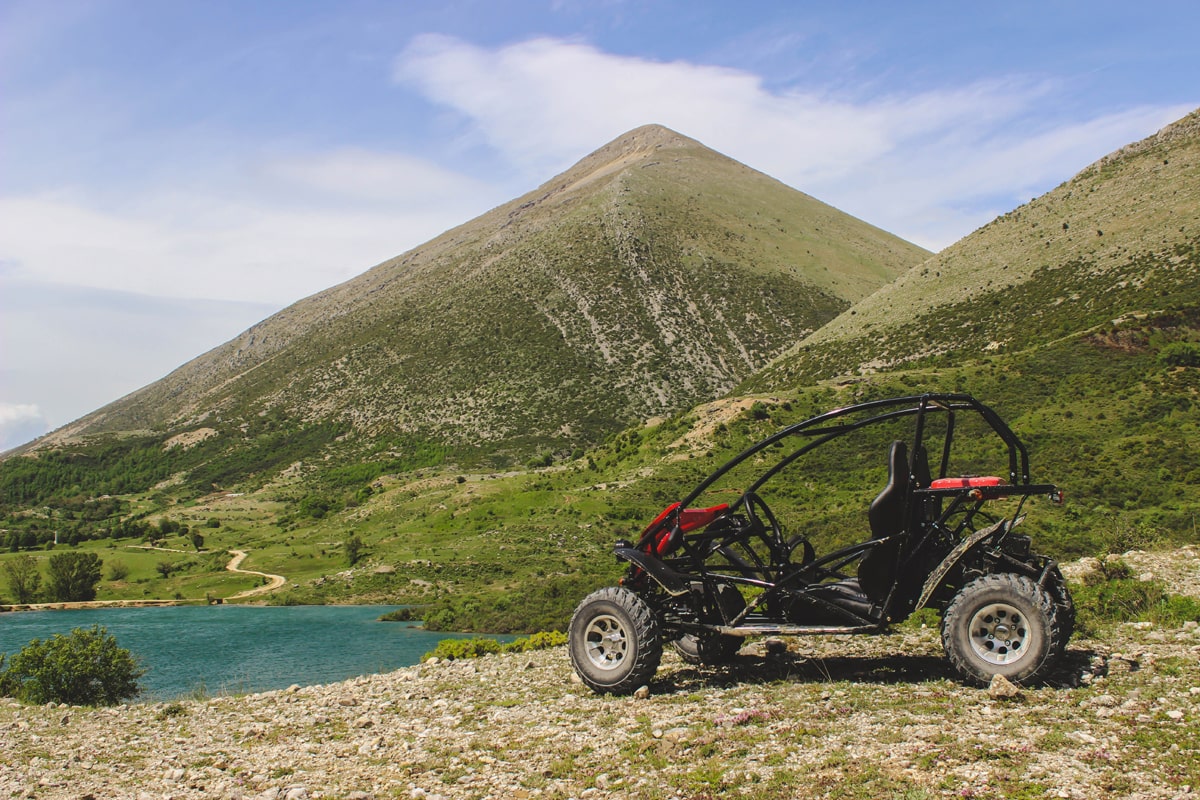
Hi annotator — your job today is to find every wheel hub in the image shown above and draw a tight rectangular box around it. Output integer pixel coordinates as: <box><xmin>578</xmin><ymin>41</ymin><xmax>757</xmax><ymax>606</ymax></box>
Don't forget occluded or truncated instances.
<box><xmin>969</xmin><ymin>602</ymin><xmax>1031</xmax><ymax>666</ymax></box>
<box><xmin>583</xmin><ymin>613</ymin><xmax>628</xmax><ymax>671</ymax></box>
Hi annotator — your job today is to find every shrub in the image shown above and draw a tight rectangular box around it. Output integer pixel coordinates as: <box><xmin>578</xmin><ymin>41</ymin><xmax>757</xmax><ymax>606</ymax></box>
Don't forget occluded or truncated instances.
<box><xmin>378</xmin><ymin>607</ymin><xmax>416</xmax><ymax>622</ymax></box>
<box><xmin>423</xmin><ymin>630</ymin><xmax>567</xmax><ymax>662</ymax></box>
<box><xmin>1158</xmin><ymin>341</ymin><xmax>1200</xmax><ymax>367</ymax></box>
<box><xmin>0</xmin><ymin>625</ymin><xmax>144</xmax><ymax>706</ymax></box>
<box><xmin>1080</xmin><ymin>557</ymin><xmax>1134</xmax><ymax>585</ymax></box>
<box><xmin>425</xmin><ymin>637</ymin><xmax>503</xmax><ymax>661</ymax></box>
<box><xmin>504</xmin><ymin>630</ymin><xmax>567</xmax><ymax>652</ymax></box>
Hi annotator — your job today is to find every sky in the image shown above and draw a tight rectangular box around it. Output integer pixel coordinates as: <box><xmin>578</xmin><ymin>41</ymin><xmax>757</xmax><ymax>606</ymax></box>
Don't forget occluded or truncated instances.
<box><xmin>1</xmin><ymin>0</ymin><xmax>1197</xmax><ymax>451</ymax></box>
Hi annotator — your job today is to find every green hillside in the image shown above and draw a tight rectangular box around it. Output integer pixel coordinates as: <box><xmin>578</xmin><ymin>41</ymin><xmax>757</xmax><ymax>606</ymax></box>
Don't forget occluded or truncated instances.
<box><xmin>748</xmin><ymin>109</ymin><xmax>1200</xmax><ymax>389</ymax></box>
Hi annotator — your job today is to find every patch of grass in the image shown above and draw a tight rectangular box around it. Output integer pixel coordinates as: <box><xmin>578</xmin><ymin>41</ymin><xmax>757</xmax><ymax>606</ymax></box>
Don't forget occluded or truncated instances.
<box><xmin>1072</xmin><ymin>558</ymin><xmax>1200</xmax><ymax>635</ymax></box>
<box><xmin>154</xmin><ymin>702</ymin><xmax>187</xmax><ymax>720</ymax></box>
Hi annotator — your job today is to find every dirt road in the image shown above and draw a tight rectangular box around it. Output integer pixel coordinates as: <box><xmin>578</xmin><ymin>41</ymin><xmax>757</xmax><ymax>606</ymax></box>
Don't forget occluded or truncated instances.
<box><xmin>224</xmin><ymin>549</ymin><xmax>287</xmax><ymax>599</ymax></box>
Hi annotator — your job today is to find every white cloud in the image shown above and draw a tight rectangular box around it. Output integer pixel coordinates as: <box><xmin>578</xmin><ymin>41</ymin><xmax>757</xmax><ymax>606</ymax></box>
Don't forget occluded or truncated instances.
<box><xmin>0</xmin><ymin>403</ymin><xmax>48</xmax><ymax>452</ymax></box>
<box><xmin>0</xmin><ymin>280</ymin><xmax>279</xmax><ymax>431</ymax></box>
<box><xmin>261</xmin><ymin>148</ymin><xmax>496</xmax><ymax>208</ymax></box>
<box><xmin>394</xmin><ymin>35</ymin><xmax>1192</xmax><ymax>250</ymax></box>
<box><xmin>0</xmin><ymin>150</ymin><xmax>504</xmax><ymax>305</ymax></box>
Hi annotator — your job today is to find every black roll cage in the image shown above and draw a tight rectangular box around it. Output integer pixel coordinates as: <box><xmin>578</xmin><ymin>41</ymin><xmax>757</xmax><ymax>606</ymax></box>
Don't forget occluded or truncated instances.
<box><xmin>627</xmin><ymin>393</ymin><xmax>1060</xmax><ymax>629</ymax></box>
<box><xmin>684</xmin><ymin>393</ymin><xmax>1036</xmax><ymax>508</ymax></box>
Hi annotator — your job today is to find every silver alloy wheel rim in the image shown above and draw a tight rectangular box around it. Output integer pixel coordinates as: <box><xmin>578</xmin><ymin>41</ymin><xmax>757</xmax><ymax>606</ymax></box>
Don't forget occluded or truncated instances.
<box><xmin>584</xmin><ymin>613</ymin><xmax>629</xmax><ymax>671</ymax></box>
<box><xmin>969</xmin><ymin>601</ymin><xmax>1033</xmax><ymax>665</ymax></box>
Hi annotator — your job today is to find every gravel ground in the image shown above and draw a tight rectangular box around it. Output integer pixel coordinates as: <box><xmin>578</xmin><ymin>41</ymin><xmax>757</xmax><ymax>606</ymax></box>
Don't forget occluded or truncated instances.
<box><xmin>2</xmin><ymin>548</ymin><xmax>1198</xmax><ymax>800</ymax></box>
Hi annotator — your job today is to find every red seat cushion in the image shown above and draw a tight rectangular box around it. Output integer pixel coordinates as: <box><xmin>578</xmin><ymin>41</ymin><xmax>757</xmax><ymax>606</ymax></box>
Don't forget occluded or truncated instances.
<box><xmin>929</xmin><ymin>476</ymin><xmax>1005</xmax><ymax>489</ymax></box>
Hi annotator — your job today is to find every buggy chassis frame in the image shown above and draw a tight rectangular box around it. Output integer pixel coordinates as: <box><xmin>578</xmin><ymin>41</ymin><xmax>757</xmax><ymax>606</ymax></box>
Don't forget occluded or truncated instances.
<box><xmin>615</xmin><ymin>393</ymin><xmax>1066</xmax><ymax>637</ymax></box>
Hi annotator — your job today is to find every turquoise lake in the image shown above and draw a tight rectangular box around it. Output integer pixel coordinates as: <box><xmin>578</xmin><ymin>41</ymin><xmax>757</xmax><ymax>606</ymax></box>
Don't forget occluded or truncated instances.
<box><xmin>0</xmin><ymin>605</ymin><xmax>504</xmax><ymax>701</ymax></box>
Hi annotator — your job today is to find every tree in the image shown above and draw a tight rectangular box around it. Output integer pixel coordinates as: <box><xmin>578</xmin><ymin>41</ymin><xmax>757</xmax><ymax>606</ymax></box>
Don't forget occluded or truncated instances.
<box><xmin>2</xmin><ymin>554</ymin><xmax>41</xmax><ymax>603</ymax></box>
<box><xmin>345</xmin><ymin>534</ymin><xmax>365</xmax><ymax>566</ymax></box>
<box><xmin>0</xmin><ymin>625</ymin><xmax>143</xmax><ymax>705</ymax></box>
<box><xmin>45</xmin><ymin>551</ymin><xmax>103</xmax><ymax>602</ymax></box>
<box><xmin>190</xmin><ymin>531</ymin><xmax>205</xmax><ymax>551</ymax></box>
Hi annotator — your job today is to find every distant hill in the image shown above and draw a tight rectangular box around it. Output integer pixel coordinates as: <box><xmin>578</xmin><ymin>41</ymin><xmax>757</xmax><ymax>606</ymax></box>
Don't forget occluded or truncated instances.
<box><xmin>747</xmin><ymin>109</ymin><xmax>1200</xmax><ymax>390</ymax></box>
<box><xmin>28</xmin><ymin>125</ymin><xmax>925</xmax><ymax>473</ymax></box>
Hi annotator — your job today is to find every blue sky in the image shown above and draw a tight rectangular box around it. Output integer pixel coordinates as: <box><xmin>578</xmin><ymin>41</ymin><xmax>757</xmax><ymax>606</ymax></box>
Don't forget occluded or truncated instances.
<box><xmin>1</xmin><ymin>0</ymin><xmax>1197</xmax><ymax>450</ymax></box>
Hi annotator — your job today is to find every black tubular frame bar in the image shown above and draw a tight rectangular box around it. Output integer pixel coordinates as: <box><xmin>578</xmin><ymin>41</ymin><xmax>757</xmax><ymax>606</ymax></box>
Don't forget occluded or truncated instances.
<box><xmin>675</xmin><ymin>393</ymin><xmax>1036</xmax><ymax>512</ymax></box>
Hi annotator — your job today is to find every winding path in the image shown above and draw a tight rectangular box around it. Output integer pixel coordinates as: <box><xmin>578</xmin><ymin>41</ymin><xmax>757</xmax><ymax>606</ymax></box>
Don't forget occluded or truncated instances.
<box><xmin>225</xmin><ymin>550</ymin><xmax>287</xmax><ymax>599</ymax></box>
<box><xmin>1</xmin><ymin>549</ymin><xmax>288</xmax><ymax>611</ymax></box>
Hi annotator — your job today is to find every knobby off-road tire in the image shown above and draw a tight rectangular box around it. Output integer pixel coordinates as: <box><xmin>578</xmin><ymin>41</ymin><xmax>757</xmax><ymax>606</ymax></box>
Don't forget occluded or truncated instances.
<box><xmin>568</xmin><ymin>586</ymin><xmax>662</xmax><ymax>694</ymax></box>
<box><xmin>671</xmin><ymin>583</ymin><xmax>746</xmax><ymax>665</ymax></box>
<box><xmin>941</xmin><ymin>573</ymin><xmax>1066</xmax><ymax>686</ymax></box>
<box><xmin>1045</xmin><ymin>569</ymin><xmax>1076</xmax><ymax>655</ymax></box>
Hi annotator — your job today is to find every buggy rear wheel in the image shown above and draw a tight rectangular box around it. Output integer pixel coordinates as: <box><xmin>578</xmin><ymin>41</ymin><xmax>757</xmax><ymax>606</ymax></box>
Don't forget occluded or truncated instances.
<box><xmin>569</xmin><ymin>586</ymin><xmax>662</xmax><ymax>694</ymax></box>
<box><xmin>941</xmin><ymin>573</ymin><xmax>1064</xmax><ymax>686</ymax></box>
<box><xmin>671</xmin><ymin>583</ymin><xmax>746</xmax><ymax>665</ymax></box>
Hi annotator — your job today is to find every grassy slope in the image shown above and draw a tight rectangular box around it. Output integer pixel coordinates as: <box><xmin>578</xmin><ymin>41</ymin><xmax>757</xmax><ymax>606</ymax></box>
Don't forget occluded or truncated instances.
<box><xmin>747</xmin><ymin>108</ymin><xmax>1200</xmax><ymax>389</ymax></box>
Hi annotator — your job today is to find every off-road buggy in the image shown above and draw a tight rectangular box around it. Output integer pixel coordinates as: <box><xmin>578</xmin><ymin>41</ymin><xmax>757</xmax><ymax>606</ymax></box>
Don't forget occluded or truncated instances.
<box><xmin>568</xmin><ymin>394</ymin><xmax>1074</xmax><ymax>693</ymax></box>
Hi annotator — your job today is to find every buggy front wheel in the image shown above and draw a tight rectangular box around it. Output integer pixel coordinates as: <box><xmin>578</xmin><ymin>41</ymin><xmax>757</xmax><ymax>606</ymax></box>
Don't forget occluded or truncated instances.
<box><xmin>941</xmin><ymin>573</ymin><xmax>1064</xmax><ymax>686</ymax></box>
<box><xmin>569</xmin><ymin>586</ymin><xmax>662</xmax><ymax>694</ymax></box>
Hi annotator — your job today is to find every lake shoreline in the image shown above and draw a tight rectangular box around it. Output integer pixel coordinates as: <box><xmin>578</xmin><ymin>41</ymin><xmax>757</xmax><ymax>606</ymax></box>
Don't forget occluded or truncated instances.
<box><xmin>0</xmin><ymin>604</ymin><xmax>458</xmax><ymax>701</ymax></box>
<box><xmin>0</xmin><ymin>598</ymin><xmax>210</xmax><ymax>613</ymax></box>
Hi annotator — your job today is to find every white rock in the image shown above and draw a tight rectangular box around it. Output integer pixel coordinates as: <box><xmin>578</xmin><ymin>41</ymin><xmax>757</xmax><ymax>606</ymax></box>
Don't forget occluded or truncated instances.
<box><xmin>987</xmin><ymin>674</ymin><xmax>1021</xmax><ymax>700</ymax></box>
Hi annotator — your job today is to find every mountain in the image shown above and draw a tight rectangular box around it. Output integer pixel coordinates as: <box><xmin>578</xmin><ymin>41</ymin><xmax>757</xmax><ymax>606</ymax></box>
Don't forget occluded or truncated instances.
<box><xmin>747</xmin><ymin>109</ymin><xmax>1200</xmax><ymax>390</ymax></box>
<box><xmin>32</xmin><ymin>125</ymin><xmax>926</xmax><ymax>472</ymax></box>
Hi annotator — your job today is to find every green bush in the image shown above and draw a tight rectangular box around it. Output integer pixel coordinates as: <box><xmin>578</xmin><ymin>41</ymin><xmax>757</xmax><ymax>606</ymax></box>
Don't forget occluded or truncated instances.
<box><xmin>378</xmin><ymin>607</ymin><xmax>417</xmax><ymax>622</ymax></box>
<box><xmin>425</xmin><ymin>637</ymin><xmax>503</xmax><ymax>661</ymax></box>
<box><xmin>45</xmin><ymin>551</ymin><xmax>103</xmax><ymax>602</ymax></box>
<box><xmin>423</xmin><ymin>630</ymin><xmax>567</xmax><ymax>662</ymax></box>
<box><xmin>1080</xmin><ymin>558</ymin><xmax>1134</xmax><ymax>585</ymax></box>
<box><xmin>0</xmin><ymin>625</ymin><xmax>144</xmax><ymax>706</ymax></box>
<box><xmin>504</xmin><ymin>630</ymin><xmax>567</xmax><ymax>652</ymax></box>
<box><xmin>1158</xmin><ymin>341</ymin><xmax>1200</xmax><ymax>367</ymax></box>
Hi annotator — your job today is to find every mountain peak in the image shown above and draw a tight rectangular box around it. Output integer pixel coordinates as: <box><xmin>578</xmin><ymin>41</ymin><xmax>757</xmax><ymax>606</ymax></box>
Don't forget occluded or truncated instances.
<box><xmin>528</xmin><ymin>124</ymin><xmax>704</xmax><ymax>202</ymax></box>
<box><xmin>594</xmin><ymin>123</ymin><xmax>697</xmax><ymax>153</ymax></box>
